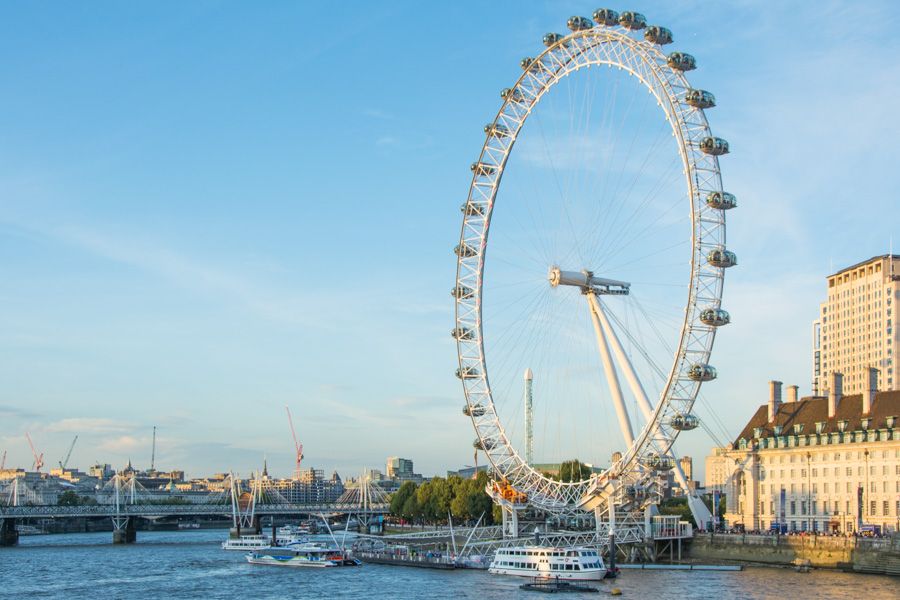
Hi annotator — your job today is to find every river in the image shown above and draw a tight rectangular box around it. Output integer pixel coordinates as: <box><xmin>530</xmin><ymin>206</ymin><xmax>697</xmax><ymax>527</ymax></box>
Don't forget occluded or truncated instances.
<box><xmin>1</xmin><ymin>530</ymin><xmax>897</xmax><ymax>599</ymax></box>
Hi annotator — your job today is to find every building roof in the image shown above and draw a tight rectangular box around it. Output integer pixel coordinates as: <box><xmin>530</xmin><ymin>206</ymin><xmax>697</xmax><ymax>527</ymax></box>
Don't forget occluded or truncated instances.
<box><xmin>735</xmin><ymin>390</ymin><xmax>900</xmax><ymax>444</ymax></box>
<box><xmin>826</xmin><ymin>254</ymin><xmax>899</xmax><ymax>278</ymax></box>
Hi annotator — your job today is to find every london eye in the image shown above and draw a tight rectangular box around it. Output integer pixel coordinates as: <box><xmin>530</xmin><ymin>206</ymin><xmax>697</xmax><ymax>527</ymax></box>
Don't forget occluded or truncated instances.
<box><xmin>453</xmin><ymin>9</ymin><xmax>736</xmax><ymax>522</ymax></box>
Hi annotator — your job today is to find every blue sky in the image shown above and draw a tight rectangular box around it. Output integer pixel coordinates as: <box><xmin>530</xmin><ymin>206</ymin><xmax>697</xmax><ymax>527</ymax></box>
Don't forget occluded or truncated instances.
<box><xmin>1</xmin><ymin>1</ymin><xmax>899</xmax><ymax>481</ymax></box>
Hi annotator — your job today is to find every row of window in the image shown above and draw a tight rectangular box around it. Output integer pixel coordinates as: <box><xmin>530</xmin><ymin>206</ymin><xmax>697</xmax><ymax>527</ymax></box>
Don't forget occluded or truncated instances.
<box><xmin>758</xmin><ymin>499</ymin><xmax>899</xmax><ymax>518</ymax></box>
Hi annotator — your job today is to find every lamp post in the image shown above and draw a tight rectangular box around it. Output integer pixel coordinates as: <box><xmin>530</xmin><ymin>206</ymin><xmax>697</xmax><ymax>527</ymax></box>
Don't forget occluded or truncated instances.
<box><xmin>863</xmin><ymin>448</ymin><xmax>870</xmax><ymax>528</ymax></box>
<box><xmin>805</xmin><ymin>452</ymin><xmax>812</xmax><ymax>533</ymax></box>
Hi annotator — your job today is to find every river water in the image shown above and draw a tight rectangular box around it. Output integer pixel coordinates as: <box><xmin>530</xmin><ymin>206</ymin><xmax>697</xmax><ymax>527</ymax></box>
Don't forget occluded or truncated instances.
<box><xmin>1</xmin><ymin>530</ymin><xmax>896</xmax><ymax>599</ymax></box>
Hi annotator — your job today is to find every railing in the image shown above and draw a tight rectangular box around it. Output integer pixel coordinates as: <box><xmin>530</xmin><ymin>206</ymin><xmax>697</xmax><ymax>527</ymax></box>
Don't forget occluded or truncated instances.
<box><xmin>0</xmin><ymin>502</ymin><xmax>388</xmax><ymax>519</ymax></box>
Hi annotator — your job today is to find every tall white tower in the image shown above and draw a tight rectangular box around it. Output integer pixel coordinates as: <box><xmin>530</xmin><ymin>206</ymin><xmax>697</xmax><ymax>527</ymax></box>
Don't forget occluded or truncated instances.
<box><xmin>524</xmin><ymin>368</ymin><xmax>534</xmax><ymax>466</ymax></box>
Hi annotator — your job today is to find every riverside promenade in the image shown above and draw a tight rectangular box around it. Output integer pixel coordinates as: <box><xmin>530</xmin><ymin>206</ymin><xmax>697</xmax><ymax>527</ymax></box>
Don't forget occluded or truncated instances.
<box><xmin>688</xmin><ymin>533</ymin><xmax>900</xmax><ymax>576</ymax></box>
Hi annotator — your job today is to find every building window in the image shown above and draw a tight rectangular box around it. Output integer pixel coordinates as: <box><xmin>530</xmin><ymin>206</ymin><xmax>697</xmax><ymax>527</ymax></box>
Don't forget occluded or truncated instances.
<box><xmin>871</xmin><ymin>500</ymin><xmax>877</xmax><ymax>516</ymax></box>
<box><xmin>790</xmin><ymin>501</ymin><xmax>796</xmax><ymax>515</ymax></box>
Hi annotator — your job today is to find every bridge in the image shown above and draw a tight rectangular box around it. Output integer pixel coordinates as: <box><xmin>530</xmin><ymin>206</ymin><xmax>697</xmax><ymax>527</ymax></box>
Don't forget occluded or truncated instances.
<box><xmin>0</xmin><ymin>472</ymin><xmax>389</xmax><ymax>545</ymax></box>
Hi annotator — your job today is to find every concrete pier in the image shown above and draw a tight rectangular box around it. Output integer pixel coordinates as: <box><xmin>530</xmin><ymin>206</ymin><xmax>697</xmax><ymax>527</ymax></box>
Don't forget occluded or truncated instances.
<box><xmin>112</xmin><ymin>518</ymin><xmax>137</xmax><ymax>544</ymax></box>
<box><xmin>0</xmin><ymin>519</ymin><xmax>19</xmax><ymax>547</ymax></box>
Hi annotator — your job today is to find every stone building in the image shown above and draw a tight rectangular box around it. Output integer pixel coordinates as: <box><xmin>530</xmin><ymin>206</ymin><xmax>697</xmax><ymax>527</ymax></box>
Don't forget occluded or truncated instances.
<box><xmin>709</xmin><ymin>376</ymin><xmax>900</xmax><ymax>533</ymax></box>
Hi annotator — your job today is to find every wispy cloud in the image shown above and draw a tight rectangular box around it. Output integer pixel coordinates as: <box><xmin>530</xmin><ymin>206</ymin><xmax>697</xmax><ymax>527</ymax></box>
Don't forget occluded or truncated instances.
<box><xmin>43</xmin><ymin>418</ymin><xmax>134</xmax><ymax>434</ymax></box>
<box><xmin>0</xmin><ymin>404</ymin><xmax>42</xmax><ymax>420</ymax></box>
<box><xmin>3</xmin><ymin>218</ymin><xmax>319</xmax><ymax>327</ymax></box>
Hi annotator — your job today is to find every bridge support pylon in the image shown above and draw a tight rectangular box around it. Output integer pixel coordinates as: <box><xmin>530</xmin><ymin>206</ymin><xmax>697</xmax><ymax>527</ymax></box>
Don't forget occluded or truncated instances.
<box><xmin>0</xmin><ymin>519</ymin><xmax>19</xmax><ymax>547</ymax></box>
<box><xmin>112</xmin><ymin>517</ymin><xmax>136</xmax><ymax>544</ymax></box>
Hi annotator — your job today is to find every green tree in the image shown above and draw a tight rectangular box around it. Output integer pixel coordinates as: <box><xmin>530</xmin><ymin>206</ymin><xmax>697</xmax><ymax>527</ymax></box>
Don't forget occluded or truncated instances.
<box><xmin>390</xmin><ymin>481</ymin><xmax>417</xmax><ymax>519</ymax></box>
<box><xmin>558</xmin><ymin>459</ymin><xmax>591</xmax><ymax>483</ymax></box>
<box><xmin>401</xmin><ymin>493</ymin><xmax>421</xmax><ymax>524</ymax></box>
<box><xmin>57</xmin><ymin>490</ymin><xmax>81</xmax><ymax>506</ymax></box>
<box><xmin>660</xmin><ymin>497</ymin><xmax>694</xmax><ymax>526</ymax></box>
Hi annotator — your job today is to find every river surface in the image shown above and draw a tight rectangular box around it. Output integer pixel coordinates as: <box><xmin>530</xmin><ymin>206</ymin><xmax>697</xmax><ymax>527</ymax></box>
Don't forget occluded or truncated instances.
<box><xmin>1</xmin><ymin>530</ymin><xmax>897</xmax><ymax>599</ymax></box>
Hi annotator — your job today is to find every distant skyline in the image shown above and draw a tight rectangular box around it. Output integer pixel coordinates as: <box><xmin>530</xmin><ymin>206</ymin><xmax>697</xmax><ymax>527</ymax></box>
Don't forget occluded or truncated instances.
<box><xmin>2</xmin><ymin>1</ymin><xmax>899</xmax><ymax>480</ymax></box>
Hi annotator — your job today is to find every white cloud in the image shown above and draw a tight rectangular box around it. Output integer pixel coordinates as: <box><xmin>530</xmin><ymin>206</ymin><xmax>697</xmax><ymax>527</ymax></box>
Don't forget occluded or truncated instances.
<box><xmin>43</xmin><ymin>418</ymin><xmax>134</xmax><ymax>434</ymax></box>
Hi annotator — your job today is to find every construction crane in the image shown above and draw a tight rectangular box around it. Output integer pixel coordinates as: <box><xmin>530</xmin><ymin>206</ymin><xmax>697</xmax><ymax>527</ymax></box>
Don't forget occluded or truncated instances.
<box><xmin>59</xmin><ymin>435</ymin><xmax>78</xmax><ymax>470</ymax></box>
<box><xmin>150</xmin><ymin>426</ymin><xmax>157</xmax><ymax>472</ymax></box>
<box><xmin>285</xmin><ymin>406</ymin><xmax>304</xmax><ymax>480</ymax></box>
<box><xmin>25</xmin><ymin>432</ymin><xmax>44</xmax><ymax>472</ymax></box>
<box><xmin>1</xmin><ymin>450</ymin><xmax>6</xmax><ymax>470</ymax></box>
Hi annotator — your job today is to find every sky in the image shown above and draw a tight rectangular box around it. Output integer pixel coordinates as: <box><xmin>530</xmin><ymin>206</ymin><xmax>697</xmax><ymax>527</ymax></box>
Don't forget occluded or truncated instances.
<box><xmin>1</xmin><ymin>1</ymin><xmax>899</xmax><ymax>481</ymax></box>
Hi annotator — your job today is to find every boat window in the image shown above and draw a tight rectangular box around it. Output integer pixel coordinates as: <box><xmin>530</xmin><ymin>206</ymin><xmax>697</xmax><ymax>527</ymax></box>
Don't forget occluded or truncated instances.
<box><xmin>574</xmin><ymin>564</ymin><xmax>581</xmax><ymax>570</ymax></box>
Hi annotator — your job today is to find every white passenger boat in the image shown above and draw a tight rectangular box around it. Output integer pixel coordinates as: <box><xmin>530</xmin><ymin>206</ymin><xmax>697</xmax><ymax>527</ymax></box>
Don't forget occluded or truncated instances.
<box><xmin>245</xmin><ymin>542</ymin><xmax>361</xmax><ymax>568</ymax></box>
<box><xmin>489</xmin><ymin>546</ymin><xmax>607</xmax><ymax>580</ymax></box>
<box><xmin>222</xmin><ymin>534</ymin><xmax>271</xmax><ymax>551</ymax></box>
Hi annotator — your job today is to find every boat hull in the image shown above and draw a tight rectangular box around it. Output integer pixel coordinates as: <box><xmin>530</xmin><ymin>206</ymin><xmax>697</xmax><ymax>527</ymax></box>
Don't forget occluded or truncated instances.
<box><xmin>488</xmin><ymin>567</ymin><xmax>606</xmax><ymax>581</ymax></box>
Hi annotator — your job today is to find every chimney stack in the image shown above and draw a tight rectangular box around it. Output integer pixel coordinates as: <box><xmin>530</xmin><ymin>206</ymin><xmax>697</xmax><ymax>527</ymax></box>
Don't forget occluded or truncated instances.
<box><xmin>768</xmin><ymin>380</ymin><xmax>783</xmax><ymax>423</ymax></box>
<box><xmin>828</xmin><ymin>372</ymin><xmax>843</xmax><ymax>419</ymax></box>
<box><xmin>862</xmin><ymin>367</ymin><xmax>878</xmax><ymax>415</ymax></box>
<box><xmin>786</xmin><ymin>385</ymin><xmax>799</xmax><ymax>404</ymax></box>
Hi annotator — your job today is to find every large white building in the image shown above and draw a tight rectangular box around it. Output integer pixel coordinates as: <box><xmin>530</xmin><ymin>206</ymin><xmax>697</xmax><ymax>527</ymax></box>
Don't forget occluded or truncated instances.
<box><xmin>813</xmin><ymin>254</ymin><xmax>900</xmax><ymax>395</ymax></box>
<box><xmin>707</xmin><ymin>377</ymin><xmax>900</xmax><ymax>534</ymax></box>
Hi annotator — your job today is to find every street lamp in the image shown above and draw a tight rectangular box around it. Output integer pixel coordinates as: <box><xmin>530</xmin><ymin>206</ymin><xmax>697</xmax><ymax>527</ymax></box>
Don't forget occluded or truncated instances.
<box><xmin>806</xmin><ymin>452</ymin><xmax>812</xmax><ymax>533</ymax></box>
<box><xmin>863</xmin><ymin>448</ymin><xmax>870</xmax><ymax>528</ymax></box>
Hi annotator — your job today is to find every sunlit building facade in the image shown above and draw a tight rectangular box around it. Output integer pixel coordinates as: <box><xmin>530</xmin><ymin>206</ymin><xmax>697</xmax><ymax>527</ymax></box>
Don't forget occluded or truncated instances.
<box><xmin>813</xmin><ymin>254</ymin><xmax>900</xmax><ymax>395</ymax></box>
<box><xmin>712</xmin><ymin>378</ymin><xmax>900</xmax><ymax>533</ymax></box>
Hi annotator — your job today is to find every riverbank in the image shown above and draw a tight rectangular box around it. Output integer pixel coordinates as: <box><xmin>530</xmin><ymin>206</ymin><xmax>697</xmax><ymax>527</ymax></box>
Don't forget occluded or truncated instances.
<box><xmin>687</xmin><ymin>533</ymin><xmax>900</xmax><ymax>576</ymax></box>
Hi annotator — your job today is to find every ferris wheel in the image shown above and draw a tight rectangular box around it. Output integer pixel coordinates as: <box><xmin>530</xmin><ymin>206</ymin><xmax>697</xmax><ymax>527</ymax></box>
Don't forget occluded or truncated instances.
<box><xmin>453</xmin><ymin>9</ymin><xmax>736</xmax><ymax>519</ymax></box>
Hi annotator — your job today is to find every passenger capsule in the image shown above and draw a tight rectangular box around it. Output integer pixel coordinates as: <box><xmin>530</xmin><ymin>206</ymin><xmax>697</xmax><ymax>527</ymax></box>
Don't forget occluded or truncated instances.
<box><xmin>520</xmin><ymin>57</ymin><xmax>535</xmax><ymax>70</ymax></box>
<box><xmin>543</xmin><ymin>32</ymin><xmax>564</xmax><ymax>47</ymax></box>
<box><xmin>470</xmin><ymin>162</ymin><xmax>496</xmax><ymax>176</ymax></box>
<box><xmin>706</xmin><ymin>191</ymin><xmax>737</xmax><ymax>210</ymax></box>
<box><xmin>456</xmin><ymin>366</ymin><xmax>480</xmax><ymax>380</ymax></box>
<box><xmin>451</xmin><ymin>285</ymin><xmax>474</xmax><ymax>300</ymax></box>
<box><xmin>684</xmin><ymin>89</ymin><xmax>716</xmax><ymax>109</ymax></box>
<box><xmin>699</xmin><ymin>308</ymin><xmax>731</xmax><ymax>327</ymax></box>
<box><xmin>619</xmin><ymin>11</ymin><xmax>647</xmax><ymax>30</ymax></box>
<box><xmin>461</xmin><ymin>202</ymin><xmax>486</xmax><ymax>216</ymax></box>
<box><xmin>592</xmin><ymin>9</ymin><xmax>619</xmax><ymax>26</ymax></box>
<box><xmin>699</xmin><ymin>136</ymin><xmax>729</xmax><ymax>156</ymax></box>
<box><xmin>451</xmin><ymin>327</ymin><xmax>474</xmax><ymax>341</ymax></box>
<box><xmin>463</xmin><ymin>404</ymin><xmax>486</xmax><ymax>417</ymax></box>
<box><xmin>644</xmin><ymin>454</ymin><xmax>675</xmax><ymax>471</ymax></box>
<box><xmin>454</xmin><ymin>243</ymin><xmax>478</xmax><ymax>258</ymax></box>
<box><xmin>666</xmin><ymin>52</ymin><xmax>696</xmax><ymax>71</ymax></box>
<box><xmin>484</xmin><ymin>123</ymin><xmax>511</xmax><ymax>138</ymax></box>
<box><xmin>501</xmin><ymin>87</ymin><xmax>525</xmax><ymax>103</ymax></box>
<box><xmin>688</xmin><ymin>363</ymin><xmax>718</xmax><ymax>382</ymax></box>
<box><xmin>670</xmin><ymin>414</ymin><xmax>700</xmax><ymax>431</ymax></box>
<box><xmin>567</xmin><ymin>16</ymin><xmax>593</xmax><ymax>31</ymax></box>
<box><xmin>473</xmin><ymin>437</ymin><xmax>496</xmax><ymax>451</ymax></box>
<box><xmin>644</xmin><ymin>25</ymin><xmax>673</xmax><ymax>45</ymax></box>
<box><xmin>707</xmin><ymin>247</ymin><xmax>737</xmax><ymax>268</ymax></box>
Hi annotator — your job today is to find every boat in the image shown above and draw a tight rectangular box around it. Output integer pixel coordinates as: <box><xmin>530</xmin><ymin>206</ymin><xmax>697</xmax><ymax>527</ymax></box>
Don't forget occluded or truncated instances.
<box><xmin>222</xmin><ymin>534</ymin><xmax>271</xmax><ymax>551</ymax></box>
<box><xmin>489</xmin><ymin>546</ymin><xmax>607</xmax><ymax>581</ymax></box>
<box><xmin>178</xmin><ymin>521</ymin><xmax>201</xmax><ymax>530</ymax></box>
<box><xmin>16</xmin><ymin>525</ymin><xmax>44</xmax><ymax>536</ymax></box>
<box><xmin>275</xmin><ymin>524</ymin><xmax>312</xmax><ymax>545</ymax></box>
<box><xmin>245</xmin><ymin>541</ymin><xmax>361</xmax><ymax>568</ymax></box>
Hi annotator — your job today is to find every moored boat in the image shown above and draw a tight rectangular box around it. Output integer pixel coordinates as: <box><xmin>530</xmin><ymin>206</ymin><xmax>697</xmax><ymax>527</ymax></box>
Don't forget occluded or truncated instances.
<box><xmin>489</xmin><ymin>545</ymin><xmax>606</xmax><ymax>580</ymax></box>
<box><xmin>222</xmin><ymin>534</ymin><xmax>271</xmax><ymax>551</ymax></box>
<box><xmin>246</xmin><ymin>542</ymin><xmax>361</xmax><ymax>568</ymax></box>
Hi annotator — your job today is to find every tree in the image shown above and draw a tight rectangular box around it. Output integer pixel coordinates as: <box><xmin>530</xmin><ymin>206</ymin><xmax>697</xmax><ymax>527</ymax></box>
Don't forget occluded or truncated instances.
<box><xmin>660</xmin><ymin>497</ymin><xmax>694</xmax><ymax>526</ymax></box>
<box><xmin>57</xmin><ymin>490</ymin><xmax>81</xmax><ymax>506</ymax></box>
<box><xmin>401</xmin><ymin>493</ymin><xmax>421</xmax><ymax>524</ymax></box>
<box><xmin>390</xmin><ymin>481</ymin><xmax>417</xmax><ymax>519</ymax></box>
<box><xmin>558</xmin><ymin>459</ymin><xmax>591</xmax><ymax>483</ymax></box>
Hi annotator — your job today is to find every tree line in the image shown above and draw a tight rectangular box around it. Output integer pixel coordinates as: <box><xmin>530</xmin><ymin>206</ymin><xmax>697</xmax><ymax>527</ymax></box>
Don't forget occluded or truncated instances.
<box><xmin>389</xmin><ymin>471</ymin><xmax>496</xmax><ymax>525</ymax></box>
